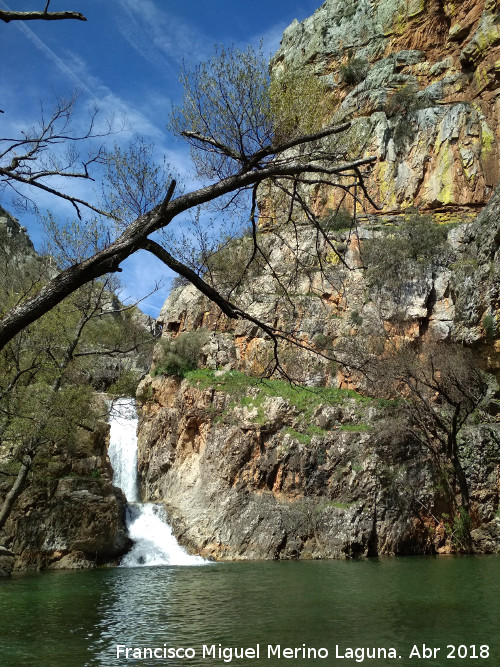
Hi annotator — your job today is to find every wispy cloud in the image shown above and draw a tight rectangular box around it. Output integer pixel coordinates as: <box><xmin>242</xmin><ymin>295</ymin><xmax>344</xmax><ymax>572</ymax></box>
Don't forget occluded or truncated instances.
<box><xmin>118</xmin><ymin>250</ymin><xmax>173</xmax><ymax>315</ymax></box>
<box><xmin>114</xmin><ymin>0</ymin><xmax>212</xmax><ymax>71</ymax></box>
<box><xmin>0</xmin><ymin>1</ymin><xmax>96</xmax><ymax>96</ymax></box>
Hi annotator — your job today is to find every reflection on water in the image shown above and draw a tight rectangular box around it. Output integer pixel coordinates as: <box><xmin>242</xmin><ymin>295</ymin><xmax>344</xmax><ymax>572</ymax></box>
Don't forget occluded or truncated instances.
<box><xmin>1</xmin><ymin>557</ymin><xmax>499</xmax><ymax>666</ymax></box>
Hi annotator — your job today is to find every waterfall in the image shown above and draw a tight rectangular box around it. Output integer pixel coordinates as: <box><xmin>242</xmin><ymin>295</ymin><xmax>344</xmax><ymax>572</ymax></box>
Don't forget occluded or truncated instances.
<box><xmin>108</xmin><ymin>398</ymin><xmax>206</xmax><ymax>567</ymax></box>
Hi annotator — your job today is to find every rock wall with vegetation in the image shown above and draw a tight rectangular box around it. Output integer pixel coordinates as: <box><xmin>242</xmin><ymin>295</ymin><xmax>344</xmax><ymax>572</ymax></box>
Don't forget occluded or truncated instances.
<box><xmin>136</xmin><ymin>185</ymin><xmax>500</xmax><ymax>559</ymax></box>
<box><xmin>270</xmin><ymin>0</ymin><xmax>499</xmax><ymax>216</ymax></box>
<box><xmin>136</xmin><ymin>0</ymin><xmax>500</xmax><ymax>561</ymax></box>
<box><xmin>0</xmin><ymin>208</ymin><xmax>150</xmax><ymax>574</ymax></box>
<box><xmin>0</xmin><ymin>419</ymin><xmax>130</xmax><ymax>573</ymax></box>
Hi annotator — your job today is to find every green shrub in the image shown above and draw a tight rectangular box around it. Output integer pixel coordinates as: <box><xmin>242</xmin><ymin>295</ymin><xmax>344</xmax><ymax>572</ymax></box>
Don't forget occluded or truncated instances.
<box><xmin>108</xmin><ymin>369</ymin><xmax>142</xmax><ymax>397</ymax></box>
<box><xmin>321</xmin><ymin>207</ymin><xmax>353</xmax><ymax>231</ymax></box>
<box><xmin>452</xmin><ymin>507</ymin><xmax>471</xmax><ymax>550</ymax></box>
<box><xmin>206</xmin><ymin>237</ymin><xmax>264</xmax><ymax>292</ymax></box>
<box><xmin>153</xmin><ymin>330</ymin><xmax>209</xmax><ymax>377</ymax></box>
<box><xmin>385</xmin><ymin>83</ymin><xmax>427</xmax><ymax>118</ymax></box>
<box><xmin>339</xmin><ymin>57</ymin><xmax>369</xmax><ymax>86</ymax></box>
<box><xmin>270</xmin><ymin>69</ymin><xmax>329</xmax><ymax>144</ymax></box>
<box><xmin>483</xmin><ymin>313</ymin><xmax>497</xmax><ymax>339</ymax></box>
<box><xmin>385</xmin><ymin>84</ymin><xmax>430</xmax><ymax>151</ymax></box>
<box><xmin>363</xmin><ymin>213</ymin><xmax>448</xmax><ymax>291</ymax></box>
<box><xmin>393</xmin><ymin>120</ymin><xmax>416</xmax><ymax>150</ymax></box>
<box><xmin>313</xmin><ymin>333</ymin><xmax>330</xmax><ymax>350</ymax></box>
<box><xmin>350</xmin><ymin>310</ymin><xmax>363</xmax><ymax>326</ymax></box>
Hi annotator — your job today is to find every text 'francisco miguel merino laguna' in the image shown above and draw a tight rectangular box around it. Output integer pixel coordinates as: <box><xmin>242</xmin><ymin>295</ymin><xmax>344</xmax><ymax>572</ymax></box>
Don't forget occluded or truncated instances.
<box><xmin>115</xmin><ymin>643</ymin><xmax>402</xmax><ymax>662</ymax></box>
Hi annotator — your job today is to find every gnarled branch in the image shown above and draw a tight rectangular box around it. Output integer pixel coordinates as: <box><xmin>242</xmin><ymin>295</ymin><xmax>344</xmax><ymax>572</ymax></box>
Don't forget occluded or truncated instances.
<box><xmin>0</xmin><ymin>10</ymin><xmax>86</xmax><ymax>23</ymax></box>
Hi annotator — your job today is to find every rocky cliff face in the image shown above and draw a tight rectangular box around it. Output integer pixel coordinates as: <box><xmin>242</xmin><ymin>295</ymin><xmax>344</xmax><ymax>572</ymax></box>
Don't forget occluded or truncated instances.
<box><xmin>271</xmin><ymin>0</ymin><xmax>499</xmax><ymax>215</ymax></box>
<box><xmin>137</xmin><ymin>372</ymin><xmax>498</xmax><ymax>560</ymax></box>
<box><xmin>0</xmin><ymin>421</ymin><xmax>130</xmax><ymax>573</ymax></box>
<box><xmin>0</xmin><ymin>206</ymin><xmax>36</xmax><ymax>258</ymax></box>
<box><xmin>136</xmin><ymin>184</ymin><xmax>500</xmax><ymax>559</ymax></box>
<box><xmin>136</xmin><ymin>0</ymin><xmax>500</xmax><ymax>561</ymax></box>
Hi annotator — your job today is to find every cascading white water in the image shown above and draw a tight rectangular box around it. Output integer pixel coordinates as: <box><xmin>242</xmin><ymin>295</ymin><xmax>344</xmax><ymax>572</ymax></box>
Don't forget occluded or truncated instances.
<box><xmin>107</xmin><ymin>399</ymin><xmax>139</xmax><ymax>503</ymax></box>
<box><xmin>108</xmin><ymin>398</ymin><xmax>206</xmax><ymax>567</ymax></box>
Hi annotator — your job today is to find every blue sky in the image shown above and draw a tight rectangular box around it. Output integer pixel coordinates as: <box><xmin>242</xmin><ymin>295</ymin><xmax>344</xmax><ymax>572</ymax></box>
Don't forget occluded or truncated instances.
<box><xmin>0</xmin><ymin>0</ymin><xmax>321</xmax><ymax>316</ymax></box>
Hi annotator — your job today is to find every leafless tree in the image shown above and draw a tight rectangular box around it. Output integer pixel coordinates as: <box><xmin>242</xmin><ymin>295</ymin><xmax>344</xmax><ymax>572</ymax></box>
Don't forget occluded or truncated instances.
<box><xmin>366</xmin><ymin>338</ymin><xmax>491</xmax><ymax>547</ymax></box>
<box><xmin>0</xmin><ymin>46</ymin><xmax>378</xmax><ymax>360</ymax></box>
<box><xmin>0</xmin><ymin>95</ymin><xmax>110</xmax><ymax>218</ymax></box>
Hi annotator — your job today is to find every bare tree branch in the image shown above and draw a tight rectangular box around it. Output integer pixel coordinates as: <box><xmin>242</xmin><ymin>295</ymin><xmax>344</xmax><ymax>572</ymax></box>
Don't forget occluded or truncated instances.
<box><xmin>0</xmin><ymin>9</ymin><xmax>86</xmax><ymax>23</ymax></box>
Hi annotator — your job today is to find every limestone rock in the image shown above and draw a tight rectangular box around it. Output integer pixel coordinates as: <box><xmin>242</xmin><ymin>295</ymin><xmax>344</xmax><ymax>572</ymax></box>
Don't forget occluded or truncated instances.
<box><xmin>0</xmin><ymin>545</ymin><xmax>15</xmax><ymax>576</ymax></box>
<box><xmin>4</xmin><ymin>477</ymin><xmax>130</xmax><ymax>571</ymax></box>
<box><xmin>1</xmin><ymin>423</ymin><xmax>131</xmax><ymax>571</ymax></box>
<box><xmin>137</xmin><ymin>372</ymin><xmax>499</xmax><ymax>559</ymax></box>
<box><xmin>271</xmin><ymin>0</ymin><xmax>499</xmax><ymax>214</ymax></box>
<box><xmin>138</xmin><ymin>1</ymin><xmax>500</xmax><ymax>561</ymax></box>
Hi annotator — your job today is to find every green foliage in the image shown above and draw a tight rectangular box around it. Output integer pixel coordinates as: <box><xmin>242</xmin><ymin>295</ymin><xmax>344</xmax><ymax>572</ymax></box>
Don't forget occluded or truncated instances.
<box><xmin>321</xmin><ymin>207</ymin><xmax>353</xmax><ymax>232</ymax></box>
<box><xmin>339</xmin><ymin>423</ymin><xmax>371</xmax><ymax>432</ymax></box>
<box><xmin>269</xmin><ymin>68</ymin><xmax>329</xmax><ymax>144</ymax></box>
<box><xmin>153</xmin><ymin>330</ymin><xmax>209</xmax><ymax>377</ymax></box>
<box><xmin>339</xmin><ymin>57</ymin><xmax>369</xmax><ymax>86</ymax></box>
<box><xmin>312</xmin><ymin>333</ymin><xmax>330</xmax><ymax>351</ymax></box>
<box><xmin>393</xmin><ymin>120</ymin><xmax>417</xmax><ymax>151</ymax></box>
<box><xmin>452</xmin><ymin>507</ymin><xmax>471</xmax><ymax>550</ymax></box>
<box><xmin>350</xmin><ymin>310</ymin><xmax>363</xmax><ymax>326</ymax></box>
<box><xmin>284</xmin><ymin>427</ymin><xmax>314</xmax><ymax>445</ymax></box>
<box><xmin>185</xmin><ymin>369</ymin><xmax>369</xmax><ymax>423</ymax></box>
<box><xmin>385</xmin><ymin>84</ymin><xmax>430</xmax><ymax>151</ymax></box>
<box><xmin>0</xmin><ymin>233</ymin><xmax>152</xmax><ymax>521</ymax></box>
<box><xmin>170</xmin><ymin>44</ymin><xmax>330</xmax><ymax>179</ymax></box>
<box><xmin>282</xmin><ymin>425</ymin><xmax>329</xmax><ymax>446</ymax></box>
<box><xmin>107</xmin><ymin>369</ymin><xmax>142</xmax><ymax>397</ymax></box>
<box><xmin>363</xmin><ymin>213</ymin><xmax>448</xmax><ymax>292</ymax></box>
<box><xmin>483</xmin><ymin>313</ymin><xmax>497</xmax><ymax>339</ymax></box>
<box><xmin>205</xmin><ymin>236</ymin><xmax>264</xmax><ymax>293</ymax></box>
<box><xmin>385</xmin><ymin>83</ymin><xmax>427</xmax><ymax>118</ymax></box>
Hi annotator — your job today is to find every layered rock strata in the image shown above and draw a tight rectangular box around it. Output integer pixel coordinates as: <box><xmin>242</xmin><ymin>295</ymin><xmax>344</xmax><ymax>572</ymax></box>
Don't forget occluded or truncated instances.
<box><xmin>270</xmin><ymin>0</ymin><xmax>499</xmax><ymax>215</ymax></box>
<box><xmin>136</xmin><ymin>184</ymin><xmax>500</xmax><ymax>559</ymax></box>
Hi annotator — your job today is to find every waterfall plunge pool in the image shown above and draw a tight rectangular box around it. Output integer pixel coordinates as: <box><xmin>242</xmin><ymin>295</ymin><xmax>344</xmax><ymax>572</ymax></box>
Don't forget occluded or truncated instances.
<box><xmin>1</xmin><ymin>401</ymin><xmax>499</xmax><ymax>665</ymax></box>
<box><xmin>1</xmin><ymin>556</ymin><xmax>499</xmax><ymax>666</ymax></box>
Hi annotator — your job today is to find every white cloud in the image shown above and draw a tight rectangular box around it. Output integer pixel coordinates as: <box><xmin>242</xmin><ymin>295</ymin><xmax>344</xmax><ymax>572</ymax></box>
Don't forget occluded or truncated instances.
<box><xmin>114</xmin><ymin>0</ymin><xmax>212</xmax><ymax>70</ymax></box>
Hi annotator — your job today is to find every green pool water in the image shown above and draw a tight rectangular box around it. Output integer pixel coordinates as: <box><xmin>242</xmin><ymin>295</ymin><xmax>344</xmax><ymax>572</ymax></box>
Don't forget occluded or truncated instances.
<box><xmin>1</xmin><ymin>556</ymin><xmax>499</xmax><ymax>666</ymax></box>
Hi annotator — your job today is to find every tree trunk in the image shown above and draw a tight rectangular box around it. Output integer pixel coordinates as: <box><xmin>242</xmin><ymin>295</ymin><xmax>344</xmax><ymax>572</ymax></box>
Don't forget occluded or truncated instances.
<box><xmin>450</xmin><ymin>451</ymin><xmax>472</xmax><ymax>551</ymax></box>
<box><xmin>0</xmin><ymin>454</ymin><xmax>33</xmax><ymax>531</ymax></box>
<box><xmin>452</xmin><ymin>454</ymin><xmax>470</xmax><ymax>512</ymax></box>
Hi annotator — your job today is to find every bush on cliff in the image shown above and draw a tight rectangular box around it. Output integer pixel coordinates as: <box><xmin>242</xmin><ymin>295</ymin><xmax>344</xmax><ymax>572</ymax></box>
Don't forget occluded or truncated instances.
<box><xmin>321</xmin><ymin>207</ymin><xmax>353</xmax><ymax>232</ymax></box>
<box><xmin>385</xmin><ymin>83</ymin><xmax>427</xmax><ymax>118</ymax></box>
<box><xmin>339</xmin><ymin>57</ymin><xmax>369</xmax><ymax>86</ymax></box>
<box><xmin>153</xmin><ymin>330</ymin><xmax>209</xmax><ymax>377</ymax></box>
<box><xmin>269</xmin><ymin>68</ymin><xmax>330</xmax><ymax>144</ymax></box>
<box><xmin>362</xmin><ymin>212</ymin><xmax>448</xmax><ymax>292</ymax></box>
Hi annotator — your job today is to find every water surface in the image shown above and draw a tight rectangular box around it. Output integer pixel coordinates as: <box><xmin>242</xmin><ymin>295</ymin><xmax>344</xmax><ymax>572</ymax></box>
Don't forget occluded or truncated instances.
<box><xmin>1</xmin><ymin>556</ymin><xmax>499</xmax><ymax>666</ymax></box>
